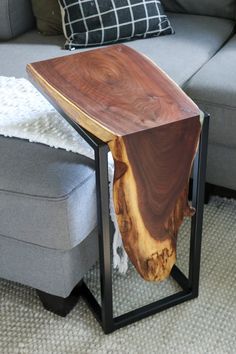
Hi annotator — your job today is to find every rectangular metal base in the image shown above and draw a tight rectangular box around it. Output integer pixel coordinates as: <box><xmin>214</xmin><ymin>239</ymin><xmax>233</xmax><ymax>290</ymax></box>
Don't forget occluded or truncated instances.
<box><xmin>71</xmin><ymin>113</ymin><xmax>209</xmax><ymax>334</ymax></box>
<box><xmin>80</xmin><ymin>267</ymin><xmax>196</xmax><ymax>333</ymax></box>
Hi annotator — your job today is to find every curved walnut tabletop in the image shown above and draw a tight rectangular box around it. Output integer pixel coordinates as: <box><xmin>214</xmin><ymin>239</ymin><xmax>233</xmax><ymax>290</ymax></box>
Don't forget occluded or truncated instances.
<box><xmin>27</xmin><ymin>44</ymin><xmax>201</xmax><ymax>282</ymax></box>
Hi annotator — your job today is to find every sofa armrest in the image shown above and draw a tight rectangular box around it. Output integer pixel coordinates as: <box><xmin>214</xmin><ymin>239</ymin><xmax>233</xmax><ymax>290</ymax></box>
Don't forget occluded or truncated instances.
<box><xmin>0</xmin><ymin>0</ymin><xmax>35</xmax><ymax>41</ymax></box>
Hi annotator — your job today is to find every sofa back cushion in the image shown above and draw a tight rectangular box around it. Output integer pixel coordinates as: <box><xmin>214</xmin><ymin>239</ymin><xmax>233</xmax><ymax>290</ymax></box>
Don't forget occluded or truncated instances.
<box><xmin>161</xmin><ymin>0</ymin><xmax>236</xmax><ymax>20</ymax></box>
<box><xmin>0</xmin><ymin>0</ymin><xmax>35</xmax><ymax>40</ymax></box>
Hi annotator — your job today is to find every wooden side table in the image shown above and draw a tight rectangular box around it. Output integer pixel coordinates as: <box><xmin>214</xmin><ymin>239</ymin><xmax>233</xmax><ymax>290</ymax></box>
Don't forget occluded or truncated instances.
<box><xmin>27</xmin><ymin>44</ymin><xmax>209</xmax><ymax>334</ymax></box>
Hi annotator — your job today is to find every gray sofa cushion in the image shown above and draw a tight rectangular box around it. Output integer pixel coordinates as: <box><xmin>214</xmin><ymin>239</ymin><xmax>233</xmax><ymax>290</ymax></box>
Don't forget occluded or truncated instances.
<box><xmin>185</xmin><ymin>35</ymin><xmax>236</xmax><ymax>149</ymax></box>
<box><xmin>126</xmin><ymin>14</ymin><xmax>235</xmax><ymax>86</ymax></box>
<box><xmin>207</xmin><ymin>143</ymin><xmax>236</xmax><ymax>190</ymax></box>
<box><xmin>0</xmin><ymin>228</ymin><xmax>98</xmax><ymax>297</ymax></box>
<box><xmin>0</xmin><ymin>0</ymin><xmax>35</xmax><ymax>40</ymax></box>
<box><xmin>0</xmin><ymin>136</ymin><xmax>97</xmax><ymax>250</ymax></box>
<box><xmin>161</xmin><ymin>0</ymin><xmax>236</xmax><ymax>20</ymax></box>
<box><xmin>0</xmin><ymin>13</ymin><xmax>235</xmax><ymax>87</ymax></box>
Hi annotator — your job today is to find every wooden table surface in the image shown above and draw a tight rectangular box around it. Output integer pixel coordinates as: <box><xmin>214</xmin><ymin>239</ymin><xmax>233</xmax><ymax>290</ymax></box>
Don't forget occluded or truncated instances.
<box><xmin>27</xmin><ymin>44</ymin><xmax>201</xmax><ymax>281</ymax></box>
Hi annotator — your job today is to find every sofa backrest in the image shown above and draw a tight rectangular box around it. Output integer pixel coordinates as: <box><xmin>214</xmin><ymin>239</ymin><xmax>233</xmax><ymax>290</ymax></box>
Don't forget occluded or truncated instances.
<box><xmin>0</xmin><ymin>0</ymin><xmax>35</xmax><ymax>41</ymax></box>
<box><xmin>161</xmin><ymin>0</ymin><xmax>236</xmax><ymax>20</ymax></box>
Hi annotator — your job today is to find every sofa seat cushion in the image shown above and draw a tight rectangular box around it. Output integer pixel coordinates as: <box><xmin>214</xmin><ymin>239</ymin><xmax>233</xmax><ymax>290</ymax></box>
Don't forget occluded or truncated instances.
<box><xmin>126</xmin><ymin>13</ymin><xmax>235</xmax><ymax>86</ymax></box>
<box><xmin>0</xmin><ymin>136</ymin><xmax>97</xmax><ymax>250</ymax></box>
<box><xmin>206</xmin><ymin>143</ymin><xmax>236</xmax><ymax>190</ymax></box>
<box><xmin>185</xmin><ymin>35</ymin><xmax>236</xmax><ymax>149</ymax></box>
<box><xmin>0</xmin><ymin>228</ymin><xmax>98</xmax><ymax>297</ymax></box>
<box><xmin>0</xmin><ymin>13</ymin><xmax>235</xmax><ymax>87</ymax></box>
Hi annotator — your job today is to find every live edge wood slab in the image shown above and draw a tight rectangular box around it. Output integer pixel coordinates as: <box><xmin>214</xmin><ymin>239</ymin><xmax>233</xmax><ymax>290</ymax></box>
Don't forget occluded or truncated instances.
<box><xmin>27</xmin><ymin>44</ymin><xmax>201</xmax><ymax>282</ymax></box>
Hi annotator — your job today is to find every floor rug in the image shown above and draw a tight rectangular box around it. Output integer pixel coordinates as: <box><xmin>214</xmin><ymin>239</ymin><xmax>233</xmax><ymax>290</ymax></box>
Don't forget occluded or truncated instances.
<box><xmin>0</xmin><ymin>196</ymin><xmax>235</xmax><ymax>354</ymax></box>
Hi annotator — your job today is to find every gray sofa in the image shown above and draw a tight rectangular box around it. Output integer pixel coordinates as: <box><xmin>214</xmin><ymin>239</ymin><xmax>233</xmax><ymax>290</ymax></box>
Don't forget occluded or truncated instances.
<box><xmin>0</xmin><ymin>0</ymin><xmax>236</xmax><ymax>313</ymax></box>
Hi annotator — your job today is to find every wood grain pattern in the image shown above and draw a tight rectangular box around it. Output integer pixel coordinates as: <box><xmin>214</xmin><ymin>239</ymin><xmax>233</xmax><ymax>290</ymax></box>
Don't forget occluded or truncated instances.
<box><xmin>27</xmin><ymin>44</ymin><xmax>201</xmax><ymax>281</ymax></box>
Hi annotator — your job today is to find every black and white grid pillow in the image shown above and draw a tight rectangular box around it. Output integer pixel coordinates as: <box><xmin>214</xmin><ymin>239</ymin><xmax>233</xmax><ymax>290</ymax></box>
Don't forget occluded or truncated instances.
<box><xmin>58</xmin><ymin>0</ymin><xmax>174</xmax><ymax>50</ymax></box>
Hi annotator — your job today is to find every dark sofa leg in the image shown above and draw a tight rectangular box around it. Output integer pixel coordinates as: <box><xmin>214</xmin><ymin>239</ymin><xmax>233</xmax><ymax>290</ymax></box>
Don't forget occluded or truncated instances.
<box><xmin>204</xmin><ymin>183</ymin><xmax>211</xmax><ymax>204</ymax></box>
<box><xmin>205</xmin><ymin>183</ymin><xmax>236</xmax><ymax>200</ymax></box>
<box><xmin>37</xmin><ymin>285</ymin><xmax>80</xmax><ymax>317</ymax></box>
<box><xmin>189</xmin><ymin>180</ymin><xmax>210</xmax><ymax>204</ymax></box>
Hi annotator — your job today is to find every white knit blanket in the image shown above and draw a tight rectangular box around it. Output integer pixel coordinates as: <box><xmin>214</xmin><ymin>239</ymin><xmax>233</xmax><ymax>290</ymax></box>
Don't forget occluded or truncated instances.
<box><xmin>0</xmin><ymin>76</ymin><xmax>128</xmax><ymax>273</ymax></box>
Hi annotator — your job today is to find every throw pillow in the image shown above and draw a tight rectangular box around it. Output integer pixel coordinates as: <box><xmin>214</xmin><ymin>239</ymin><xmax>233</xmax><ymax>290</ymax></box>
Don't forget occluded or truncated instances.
<box><xmin>31</xmin><ymin>0</ymin><xmax>63</xmax><ymax>35</ymax></box>
<box><xmin>58</xmin><ymin>0</ymin><xmax>174</xmax><ymax>50</ymax></box>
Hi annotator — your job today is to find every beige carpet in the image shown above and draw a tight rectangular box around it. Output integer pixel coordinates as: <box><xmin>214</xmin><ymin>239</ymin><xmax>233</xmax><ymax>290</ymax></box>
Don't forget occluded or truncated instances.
<box><xmin>0</xmin><ymin>196</ymin><xmax>236</xmax><ymax>354</ymax></box>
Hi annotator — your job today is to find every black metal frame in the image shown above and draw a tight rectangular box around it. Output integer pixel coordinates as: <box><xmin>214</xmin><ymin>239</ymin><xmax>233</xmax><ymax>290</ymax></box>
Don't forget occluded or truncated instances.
<box><xmin>61</xmin><ymin>110</ymin><xmax>210</xmax><ymax>334</ymax></box>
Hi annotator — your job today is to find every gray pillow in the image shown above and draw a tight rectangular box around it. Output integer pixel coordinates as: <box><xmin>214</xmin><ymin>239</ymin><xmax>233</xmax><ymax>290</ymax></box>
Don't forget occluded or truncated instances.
<box><xmin>161</xmin><ymin>0</ymin><xmax>236</xmax><ymax>20</ymax></box>
<box><xmin>0</xmin><ymin>0</ymin><xmax>35</xmax><ymax>41</ymax></box>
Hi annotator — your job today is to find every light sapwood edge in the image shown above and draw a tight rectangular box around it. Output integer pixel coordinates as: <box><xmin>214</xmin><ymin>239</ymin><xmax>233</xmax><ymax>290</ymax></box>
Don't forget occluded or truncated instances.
<box><xmin>27</xmin><ymin>64</ymin><xmax>116</xmax><ymax>143</ymax></box>
<box><xmin>109</xmin><ymin>137</ymin><xmax>177</xmax><ymax>281</ymax></box>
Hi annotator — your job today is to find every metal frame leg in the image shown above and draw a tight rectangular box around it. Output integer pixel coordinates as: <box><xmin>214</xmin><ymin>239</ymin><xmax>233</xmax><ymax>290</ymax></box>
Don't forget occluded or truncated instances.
<box><xmin>95</xmin><ymin>144</ymin><xmax>114</xmax><ymax>333</ymax></box>
<box><xmin>78</xmin><ymin>114</ymin><xmax>210</xmax><ymax>334</ymax></box>
<box><xmin>189</xmin><ymin>114</ymin><xmax>210</xmax><ymax>296</ymax></box>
